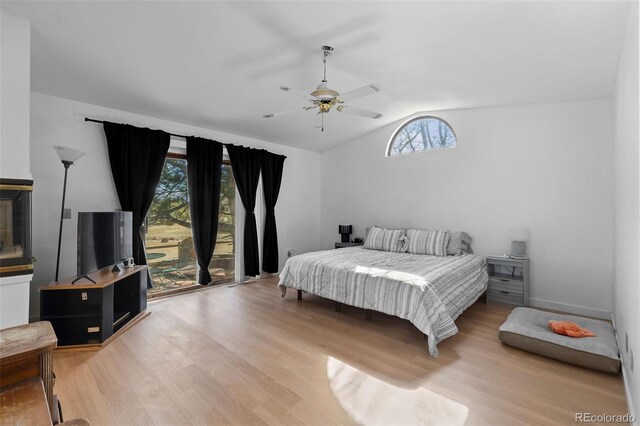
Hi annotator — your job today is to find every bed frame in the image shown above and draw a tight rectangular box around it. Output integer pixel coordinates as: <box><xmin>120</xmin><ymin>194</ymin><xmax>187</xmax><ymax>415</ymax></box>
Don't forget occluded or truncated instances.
<box><xmin>295</xmin><ymin>288</ymin><xmax>428</xmax><ymax>341</ymax></box>
<box><xmin>297</xmin><ymin>289</ymin><xmax>386</xmax><ymax>322</ymax></box>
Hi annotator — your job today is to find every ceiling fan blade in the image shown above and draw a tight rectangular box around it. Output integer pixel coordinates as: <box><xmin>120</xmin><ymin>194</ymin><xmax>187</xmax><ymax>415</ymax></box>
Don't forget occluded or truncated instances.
<box><xmin>262</xmin><ymin>106</ymin><xmax>315</xmax><ymax>118</ymax></box>
<box><xmin>339</xmin><ymin>84</ymin><xmax>381</xmax><ymax>102</ymax></box>
<box><xmin>336</xmin><ymin>105</ymin><xmax>382</xmax><ymax>119</ymax></box>
<box><xmin>280</xmin><ymin>86</ymin><xmax>317</xmax><ymax>101</ymax></box>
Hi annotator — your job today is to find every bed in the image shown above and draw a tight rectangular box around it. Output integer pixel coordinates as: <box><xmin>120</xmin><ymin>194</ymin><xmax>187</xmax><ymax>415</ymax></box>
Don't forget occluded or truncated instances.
<box><xmin>278</xmin><ymin>247</ymin><xmax>488</xmax><ymax>356</ymax></box>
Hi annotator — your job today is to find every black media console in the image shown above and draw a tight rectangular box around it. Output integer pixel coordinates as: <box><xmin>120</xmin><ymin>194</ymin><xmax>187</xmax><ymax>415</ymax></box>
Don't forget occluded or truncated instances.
<box><xmin>40</xmin><ymin>265</ymin><xmax>148</xmax><ymax>347</ymax></box>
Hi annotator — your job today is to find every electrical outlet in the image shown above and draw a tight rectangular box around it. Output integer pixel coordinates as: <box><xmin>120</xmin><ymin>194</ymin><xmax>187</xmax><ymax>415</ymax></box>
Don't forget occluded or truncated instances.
<box><xmin>63</xmin><ymin>208</ymin><xmax>72</xmax><ymax>219</ymax></box>
<box><xmin>626</xmin><ymin>332</ymin><xmax>629</xmax><ymax>353</ymax></box>
<box><xmin>287</xmin><ymin>249</ymin><xmax>293</xmax><ymax>258</ymax></box>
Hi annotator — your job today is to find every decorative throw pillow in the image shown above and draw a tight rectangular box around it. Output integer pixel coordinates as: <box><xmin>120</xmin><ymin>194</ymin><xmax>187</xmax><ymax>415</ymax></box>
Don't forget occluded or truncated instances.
<box><xmin>447</xmin><ymin>231</ymin><xmax>473</xmax><ymax>255</ymax></box>
<box><xmin>548</xmin><ymin>321</ymin><xmax>596</xmax><ymax>338</ymax></box>
<box><xmin>406</xmin><ymin>229</ymin><xmax>450</xmax><ymax>256</ymax></box>
<box><xmin>363</xmin><ymin>227</ymin><xmax>406</xmax><ymax>253</ymax></box>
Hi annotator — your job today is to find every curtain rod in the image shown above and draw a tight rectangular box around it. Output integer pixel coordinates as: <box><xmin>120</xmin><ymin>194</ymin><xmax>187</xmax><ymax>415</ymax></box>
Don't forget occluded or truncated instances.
<box><xmin>84</xmin><ymin>117</ymin><xmax>188</xmax><ymax>139</ymax></box>
<box><xmin>84</xmin><ymin>117</ymin><xmax>287</xmax><ymax>159</ymax></box>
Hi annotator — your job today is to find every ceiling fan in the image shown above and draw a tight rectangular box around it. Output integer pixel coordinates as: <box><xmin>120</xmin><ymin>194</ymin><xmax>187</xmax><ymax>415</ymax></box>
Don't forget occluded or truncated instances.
<box><xmin>262</xmin><ymin>46</ymin><xmax>383</xmax><ymax>131</ymax></box>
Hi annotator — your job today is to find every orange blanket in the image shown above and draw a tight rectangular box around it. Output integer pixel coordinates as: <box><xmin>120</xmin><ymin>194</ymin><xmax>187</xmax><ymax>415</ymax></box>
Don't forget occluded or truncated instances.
<box><xmin>548</xmin><ymin>320</ymin><xmax>596</xmax><ymax>338</ymax></box>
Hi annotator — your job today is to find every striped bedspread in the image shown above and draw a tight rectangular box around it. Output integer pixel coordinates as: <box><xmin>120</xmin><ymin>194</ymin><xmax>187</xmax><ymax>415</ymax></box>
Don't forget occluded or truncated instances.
<box><xmin>278</xmin><ymin>247</ymin><xmax>488</xmax><ymax>356</ymax></box>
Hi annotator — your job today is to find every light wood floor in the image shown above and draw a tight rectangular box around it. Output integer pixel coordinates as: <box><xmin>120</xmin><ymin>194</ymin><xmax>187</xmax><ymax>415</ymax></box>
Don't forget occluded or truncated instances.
<box><xmin>52</xmin><ymin>277</ymin><xmax>628</xmax><ymax>425</ymax></box>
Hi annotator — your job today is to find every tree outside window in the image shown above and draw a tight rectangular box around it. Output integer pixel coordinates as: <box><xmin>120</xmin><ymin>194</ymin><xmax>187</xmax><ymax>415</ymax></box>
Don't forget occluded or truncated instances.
<box><xmin>388</xmin><ymin>116</ymin><xmax>456</xmax><ymax>156</ymax></box>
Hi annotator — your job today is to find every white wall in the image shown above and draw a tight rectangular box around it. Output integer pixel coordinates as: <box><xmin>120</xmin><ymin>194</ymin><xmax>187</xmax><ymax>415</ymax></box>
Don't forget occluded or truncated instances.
<box><xmin>321</xmin><ymin>99</ymin><xmax>614</xmax><ymax>319</ymax></box>
<box><xmin>0</xmin><ymin>11</ymin><xmax>31</xmax><ymax>180</ymax></box>
<box><xmin>29</xmin><ymin>92</ymin><xmax>323</xmax><ymax>319</ymax></box>
<box><xmin>0</xmin><ymin>10</ymin><xmax>32</xmax><ymax>329</ymax></box>
<box><xmin>613</xmin><ymin>0</ymin><xmax>639</xmax><ymax>418</ymax></box>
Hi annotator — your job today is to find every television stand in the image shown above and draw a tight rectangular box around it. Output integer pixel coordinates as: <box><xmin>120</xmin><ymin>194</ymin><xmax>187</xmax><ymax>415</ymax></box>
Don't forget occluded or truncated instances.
<box><xmin>40</xmin><ymin>265</ymin><xmax>148</xmax><ymax>349</ymax></box>
<box><xmin>71</xmin><ymin>274</ymin><xmax>96</xmax><ymax>284</ymax></box>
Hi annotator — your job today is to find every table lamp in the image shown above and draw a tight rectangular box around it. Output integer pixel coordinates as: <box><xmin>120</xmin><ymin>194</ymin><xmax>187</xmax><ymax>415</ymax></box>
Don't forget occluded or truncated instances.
<box><xmin>509</xmin><ymin>226</ymin><xmax>530</xmax><ymax>259</ymax></box>
<box><xmin>338</xmin><ymin>224</ymin><xmax>352</xmax><ymax>243</ymax></box>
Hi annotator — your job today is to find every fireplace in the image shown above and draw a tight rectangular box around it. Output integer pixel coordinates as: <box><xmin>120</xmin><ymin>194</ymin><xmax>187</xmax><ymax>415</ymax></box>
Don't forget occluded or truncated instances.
<box><xmin>0</xmin><ymin>179</ymin><xmax>33</xmax><ymax>277</ymax></box>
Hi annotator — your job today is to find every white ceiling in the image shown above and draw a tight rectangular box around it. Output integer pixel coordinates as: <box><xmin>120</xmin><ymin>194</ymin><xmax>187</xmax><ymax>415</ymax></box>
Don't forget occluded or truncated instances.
<box><xmin>3</xmin><ymin>1</ymin><xmax>630</xmax><ymax>152</ymax></box>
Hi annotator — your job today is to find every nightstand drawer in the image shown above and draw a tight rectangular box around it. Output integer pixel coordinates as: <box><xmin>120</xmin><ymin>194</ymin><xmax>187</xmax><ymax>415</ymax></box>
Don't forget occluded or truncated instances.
<box><xmin>488</xmin><ymin>278</ymin><xmax>523</xmax><ymax>294</ymax></box>
<box><xmin>487</xmin><ymin>289</ymin><xmax>523</xmax><ymax>306</ymax></box>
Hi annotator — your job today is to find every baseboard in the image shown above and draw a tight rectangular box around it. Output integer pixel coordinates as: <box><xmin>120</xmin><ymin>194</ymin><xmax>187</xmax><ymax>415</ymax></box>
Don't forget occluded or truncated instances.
<box><xmin>610</xmin><ymin>314</ymin><xmax>637</xmax><ymax>422</ymax></box>
<box><xmin>529</xmin><ymin>298</ymin><xmax>610</xmax><ymax>320</ymax></box>
<box><xmin>238</xmin><ymin>273</ymin><xmax>278</xmax><ymax>282</ymax></box>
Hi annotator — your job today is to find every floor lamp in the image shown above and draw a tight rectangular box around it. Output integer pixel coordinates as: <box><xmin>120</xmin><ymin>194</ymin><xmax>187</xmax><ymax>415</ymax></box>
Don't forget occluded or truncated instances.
<box><xmin>53</xmin><ymin>145</ymin><xmax>86</xmax><ymax>281</ymax></box>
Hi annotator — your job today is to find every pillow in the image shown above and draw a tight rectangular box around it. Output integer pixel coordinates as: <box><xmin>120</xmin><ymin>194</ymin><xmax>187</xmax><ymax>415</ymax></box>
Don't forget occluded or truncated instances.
<box><xmin>548</xmin><ymin>321</ymin><xmax>596</xmax><ymax>338</ymax></box>
<box><xmin>406</xmin><ymin>229</ymin><xmax>450</xmax><ymax>256</ymax></box>
<box><xmin>447</xmin><ymin>231</ymin><xmax>473</xmax><ymax>255</ymax></box>
<box><xmin>363</xmin><ymin>227</ymin><xmax>406</xmax><ymax>253</ymax></box>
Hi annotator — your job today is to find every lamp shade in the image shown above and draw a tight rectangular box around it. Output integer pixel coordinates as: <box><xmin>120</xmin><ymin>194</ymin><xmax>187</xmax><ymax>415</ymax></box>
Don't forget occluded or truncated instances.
<box><xmin>509</xmin><ymin>226</ymin><xmax>530</xmax><ymax>242</ymax></box>
<box><xmin>53</xmin><ymin>145</ymin><xmax>86</xmax><ymax>163</ymax></box>
<box><xmin>338</xmin><ymin>224</ymin><xmax>352</xmax><ymax>235</ymax></box>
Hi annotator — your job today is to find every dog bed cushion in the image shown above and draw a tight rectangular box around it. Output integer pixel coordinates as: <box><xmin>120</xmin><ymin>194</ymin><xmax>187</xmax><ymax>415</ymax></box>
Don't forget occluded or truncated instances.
<box><xmin>498</xmin><ymin>307</ymin><xmax>620</xmax><ymax>373</ymax></box>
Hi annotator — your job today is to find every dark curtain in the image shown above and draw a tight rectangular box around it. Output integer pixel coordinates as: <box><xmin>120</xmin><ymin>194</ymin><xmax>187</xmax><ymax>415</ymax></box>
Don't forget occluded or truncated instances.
<box><xmin>103</xmin><ymin>122</ymin><xmax>170</xmax><ymax>288</ymax></box>
<box><xmin>186</xmin><ymin>137</ymin><xmax>223</xmax><ymax>285</ymax></box>
<box><xmin>226</xmin><ymin>145</ymin><xmax>262</xmax><ymax>276</ymax></box>
<box><xmin>261</xmin><ymin>151</ymin><xmax>286</xmax><ymax>273</ymax></box>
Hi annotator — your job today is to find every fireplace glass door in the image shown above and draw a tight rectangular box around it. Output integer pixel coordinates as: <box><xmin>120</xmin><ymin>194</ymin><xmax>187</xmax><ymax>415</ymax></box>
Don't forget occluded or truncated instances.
<box><xmin>0</xmin><ymin>179</ymin><xmax>33</xmax><ymax>277</ymax></box>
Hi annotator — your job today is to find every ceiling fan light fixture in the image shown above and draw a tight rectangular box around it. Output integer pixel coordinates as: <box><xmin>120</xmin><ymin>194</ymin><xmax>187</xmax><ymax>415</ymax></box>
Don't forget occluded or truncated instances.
<box><xmin>318</xmin><ymin>102</ymin><xmax>332</xmax><ymax>113</ymax></box>
<box><xmin>311</xmin><ymin>87</ymin><xmax>339</xmax><ymax>99</ymax></box>
<box><xmin>263</xmin><ymin>45</ymin><xmax>382</xmax><ymax>129</ymax></box>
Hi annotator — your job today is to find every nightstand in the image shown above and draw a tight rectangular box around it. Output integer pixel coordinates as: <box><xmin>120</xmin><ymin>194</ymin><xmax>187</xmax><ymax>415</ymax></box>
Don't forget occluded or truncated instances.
<box><xmin>486</xmin><ymin>256</ymin><xmax>529</xmax><ymax>307</ymax></box>
<box><xmin>335</xmin><ymin>242</ymin><xmax>364</xmax><ymax>249</ymax></box>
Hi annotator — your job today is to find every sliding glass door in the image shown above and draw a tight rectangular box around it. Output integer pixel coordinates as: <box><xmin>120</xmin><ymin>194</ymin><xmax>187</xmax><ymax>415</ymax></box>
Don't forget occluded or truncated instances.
<box><xmin>145</xmin><ymin>155</ymin><xmax>236</xmax><ymax>297</ymax></box>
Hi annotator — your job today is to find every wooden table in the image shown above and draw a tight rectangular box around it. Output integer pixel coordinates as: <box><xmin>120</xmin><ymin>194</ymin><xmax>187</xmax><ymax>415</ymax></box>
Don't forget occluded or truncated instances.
<box><xmin>0</xmin><ymin>377</ymin><xmax>52</xmax><ymax>425</ymax></box>
<box><xmin>0</xmin><ymin>321</ymin><xmax>57</xmax><ymax>419</ymax></box>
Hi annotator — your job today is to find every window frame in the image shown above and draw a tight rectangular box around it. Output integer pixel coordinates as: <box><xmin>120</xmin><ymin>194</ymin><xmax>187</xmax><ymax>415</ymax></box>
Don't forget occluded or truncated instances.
<box><xmin>167</xmin><ymin>151</ymin><xmax>232</xmax><ymax>166</ymax></box>
<box><xmin>385</xmin><ymin>115</ymin><xmax>457</xmax><ymax>157</ymax></box>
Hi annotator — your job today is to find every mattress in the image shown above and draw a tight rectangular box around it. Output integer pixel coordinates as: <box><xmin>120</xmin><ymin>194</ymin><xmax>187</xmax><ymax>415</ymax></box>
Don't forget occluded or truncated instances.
<box><xmin>278</xmin><ymin>247</ymin><xmax>488</xmax><ymax>356</ymax></box>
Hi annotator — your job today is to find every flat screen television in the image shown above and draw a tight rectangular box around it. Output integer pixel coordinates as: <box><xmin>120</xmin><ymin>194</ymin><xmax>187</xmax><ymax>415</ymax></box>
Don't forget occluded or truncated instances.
<box><xmin>77</xmin><ymin>211</ymin><xmax>133</xmax><ymax>275</ymax></box>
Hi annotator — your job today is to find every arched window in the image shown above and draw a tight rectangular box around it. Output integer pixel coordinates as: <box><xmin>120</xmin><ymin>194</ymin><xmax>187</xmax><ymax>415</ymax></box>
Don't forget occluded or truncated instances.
<box><xmin>387</xmin><ymin>116</ymin><xmax>456</xmax><ymax>156</ymax></box>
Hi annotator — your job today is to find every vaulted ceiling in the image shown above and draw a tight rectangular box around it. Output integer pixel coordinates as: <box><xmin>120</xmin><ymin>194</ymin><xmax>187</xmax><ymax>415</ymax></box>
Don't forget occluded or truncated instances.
<box><xmin>3</xmin><ymin>1</ymin><xmax>630</xmax><ymax>152</ymax></box>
